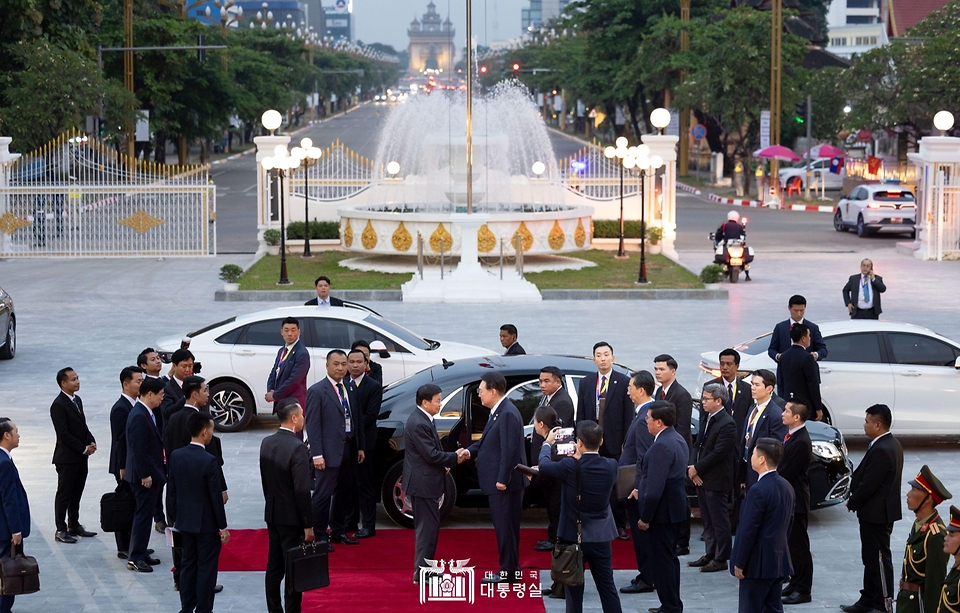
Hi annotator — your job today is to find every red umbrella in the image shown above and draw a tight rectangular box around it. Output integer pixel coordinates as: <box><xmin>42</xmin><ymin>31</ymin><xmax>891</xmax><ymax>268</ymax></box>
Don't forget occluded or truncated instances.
<box><xmin>755</xmin><ymin>145</ymin><xmax>800</xmax><ymax>162</ymax></box>
<box><xmin>807</xmin><ymin>144</ymin><xmax>844</xmax><ymax>159</ymax></box>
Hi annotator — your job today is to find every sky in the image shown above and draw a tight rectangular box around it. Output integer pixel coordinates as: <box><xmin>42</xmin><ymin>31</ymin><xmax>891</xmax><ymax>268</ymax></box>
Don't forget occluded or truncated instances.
<box><xmin>350</xmin><ymin>0</ymin><xmax>524</xmax><ymax>53</ymax></box>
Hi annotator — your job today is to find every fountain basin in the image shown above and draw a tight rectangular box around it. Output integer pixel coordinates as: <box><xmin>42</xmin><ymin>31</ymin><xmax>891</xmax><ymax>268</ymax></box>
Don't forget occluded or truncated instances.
<box><xmin>336</xmin><ymin>204</ymin><xmax>593</xmax><ymax>256</ymax></box>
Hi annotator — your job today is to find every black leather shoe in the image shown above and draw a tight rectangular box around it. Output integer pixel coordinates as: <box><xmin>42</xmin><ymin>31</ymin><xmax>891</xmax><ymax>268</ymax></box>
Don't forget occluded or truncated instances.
<box><xmin>617</xmin><ymin>527</ymin><xmax>630</xmax><ymax>540</ymax></box>
<box><xmin>317</xmin><ymin>539</ymin><xmax>334</xmax><ymax>553</ymax></box>
<box><xmin>533</xmin><ymin>540</ymin><xmax>554</xmax><ymax>552</ymax></box>
<box><xmin>144</xmin><ymin>555</ymin><xmax>162</xmax><ymax>566</ymax></box>
<box><xmin>117</xmin><ymin>551</ymin><xmax>128</xmax><ymax>560</ymax></box>
<box><xmin>55</xmin><ymin>531</ymin><xmax>77</xmax><ymax>544</ymax></box>
<box><xmin>840</xmin><ymin>604</ymin><xmax>874</xmax><ymax>613</ymax></box>
<box><xmin>687</xmin><ymin>555</ymin><xmax>713</xmax><ymax>567</ymax></box>
<box><xmin>331</xmin><ymin>534</ymin><xmax>359</xmax><ymax>545</ymax></box>
<box><xmin>127</xmin><ymin>560</ymin><xmax>154</xmax><ymax>573</ymax></box>
<box><xmin>155</xmin><ymin>520</ymin><xmax>168</xmax><ymax>533</ymax></box>
<box><xmin>354</xmin><ymin>529</ymin><xmax>376</xmax><ymax>539</ymax></box>
<box><xmin>214</xmin><ymin>585</ymin><xmax>223</xmax><ymax>594</ymax></box>
<box><xmin>68</xmin><ymin>525</ymin><xmax>97</xmax><ymax>537</ymax></box>
<box><xmin>782</xmin><ymin>592</ymin><xmax>811</xmax><ymax>605</ymax></box>
<box><xmin>700</xmin><ymin>560</ymin><xmax>728</xmax><ymax>573</ymax></box>
<box><xmin>675</xmin><ymin>546</ymin><xmax>690</xmax><ymax>556</ymax></box>
<box><xmin>620</xmin><ymin>580</ymin><xmax>655</xmax><ymax>594</ymax></box>
<box><xmin>548</xmin><ymin>584</ymin><xmax>565</xmax><ymax>599</ymax></box>
<box><xmin>146</xmin><ymin>548</ymin><xmax>155</xmax><ymax>555</ymax></box>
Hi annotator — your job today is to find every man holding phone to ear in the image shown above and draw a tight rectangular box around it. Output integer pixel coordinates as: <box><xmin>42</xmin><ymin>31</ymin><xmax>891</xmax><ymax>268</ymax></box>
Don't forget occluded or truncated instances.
<box><xmin>843</xmin><ymin>259</ymin><xmax>886</xmax><ymax>320</ymax></box>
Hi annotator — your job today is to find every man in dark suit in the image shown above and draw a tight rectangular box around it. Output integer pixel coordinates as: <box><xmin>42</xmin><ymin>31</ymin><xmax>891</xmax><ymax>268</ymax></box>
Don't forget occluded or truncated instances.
<box><xmin>577</xmin><ymin>342</ymin><xmax>632</xmax><ymax>539</ymax></box>
<box><xmin>110</xmin><ymin>366</ymin><xmax>144</xmax><ymax>559</ymax></box>
<box><xmin>163</xmin><ymin>376</ymin><xmax>227</xmax><ymax>592</ymax></box>
<box><xmin>350</xmin><ymin>340</ymin><xmax>383</xmax><ymax>386</ymax></box>
<box><xmin>464</xmin><ymin>371</ymin><xmax>529</xmax><ymax>583</ymax></box>
<box><xmin>304</xmin><ymin>275</ymin><xmax>344</xmax><ymax>306</ymax></box>
<box><xmin>404</xmin><ymin>384</ymin><xmax>464</xmax><ymax>583</ymax></box>
<box><xmin>156</xmin><ymin>347</ymin><xmax>195</xmax><ymax>533</ymax></box>
<box><xmin>345</xmin><ymin>349</ymin><xmax>382</xmax><ymax>539</ymax></box>
<box><xmin>653</xmin><ymin>354</ymin><xmax>693</xmax><ymax>555</ymax></box>
<box><xmin>0</xmin><ymin>418</ymin><xmax>30</xmax><ymax>613</ymax></box>
<box><xmin>266</xmin><ymin>317</ymin><xmax>311</xmax><ymax>412</ymax></box>
<box><xmin>137</xmin><ymin>347</ymin><xmax>168</xmax><ymax>382</ymax></box>
<box><xmin>707</xmin><ymin>348</ymin><xmax>753</xmax><ymax>436</ymax></box>
<box><xmin>732</xmin><ymin>437</ymin><xmax>795</xmax><ymax>613</ymax></box>
<box><xmin>778</xmin><ymin>399</ymin><xmax>814</xmax><ymax>605</ymax></box>
<box><xmin>775</xmin><ymin>324</ymin><xmax>823</xmax><ymax>420</ymax></box>
<box><xmin>539</xmin><ymin>421</ymin><xmax>623</xmax><ymax>613</ymax></box>
<box><xmin>843</xmin><ymin>258</ymin><xmax>886</xmax><ymax>320</ymax></box>
<box><xmin>50</xmin><ymin>367</ymin><xmax>97</xmax><ymax>544</ymax></box>
<box><xmin>261</xmin><ymin>399</ymin><xmax>315</xmax><ymax>613</ymax></box>
<box><xmin>842</xmin><ymin>404</ymin><xmax>904</xmax><ymax>613</ymax></box>
<box><xmin>637</xmin><ymin>402</ymin><xmax>689</xmax><ymax>613</ymax></box>
<box><xmin>740</xmin><ymin>370</ymin><xmax>788</xmax><ymax>493</ymax></box>
<box><xmin>167</xmin><ymin>412</ymin><xmax>229</xmax><ymax>613</ymax></box>
<box><xmin>767</xmin><ymin>295</ymin><xmax>828</xmax><ymax>363</ymax></box>
<box><xmin>531</xmin><ymin>366</ymin><xmax>575</xmax><ymax>553</ymax></box>
<box><xmin>500</xmin><ymin>324</ymin><xmax>526</xmax><ymax>355</ymax></box>
<box><xmin>125</xmin><ymin>376</ymin><xmax>167</xmax><ymax>572</ymax></box>
<box><xmin>620</xmin><ymin>371</ymin><xmax>657</xmax><ymax>595</ymax></box>
<box><xmin>688</xmin><ymin>383</ymin><xmax>737</xmax><ymax>574</ymax></box>
<box><xmin>305</xmin><ymin>350</ymin><xmax>364</xmax><ymax>549</ymax></box>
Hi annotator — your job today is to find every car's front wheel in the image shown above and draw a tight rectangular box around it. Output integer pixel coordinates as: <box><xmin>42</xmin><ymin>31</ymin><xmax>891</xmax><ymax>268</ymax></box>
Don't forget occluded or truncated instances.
<box><xmin>381</xmin><ymin>461</ymin><xmax>456</xmax><ymax>528</ymax></box>
<box><xmin>208</xmin><ymin>381</ymin><xmax>255</xmax><ymax>432</ymax></box>
<box><xmin>0</xmin><ymin>317</ymin><xmax>14</xmax><ymax>360</ymax></box>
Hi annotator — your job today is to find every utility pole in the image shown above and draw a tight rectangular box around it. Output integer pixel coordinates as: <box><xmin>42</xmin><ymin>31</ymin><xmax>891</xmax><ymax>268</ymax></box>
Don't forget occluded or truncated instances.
<box><xmin>804</xmin><ymin>94</ymin><xmax>812</xmax><ymax>200</ymax></box>
<box><xmin>124</xmin><ymin>0</ymin><xmax>134</xmax><ymax>163</ymax></box>
<box><xmin>465</xmin><ymin>0</ymin><xmax>473</xmax><ymax>214</ymax></box>
<box><xmin>678</xmin><ymin>0</ymin><xmax>691</xmax><ymax>176</ymax></box>
<box><xmin>769</xmin><ymin>0</ymin><xmax>782</xmax><ymax>197</ymax></box>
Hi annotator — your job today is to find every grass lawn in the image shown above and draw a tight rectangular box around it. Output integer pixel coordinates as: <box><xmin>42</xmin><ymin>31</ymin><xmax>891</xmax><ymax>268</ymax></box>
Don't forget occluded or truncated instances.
<box><xmin>239</xmin><ymin>249</ymin><xmax>701</xmax><ymax>290</ymax></box>
<box><xmin>525</xmin><ymin>250</ymin><xmax>702</xmax><ymax>289</ymax></box>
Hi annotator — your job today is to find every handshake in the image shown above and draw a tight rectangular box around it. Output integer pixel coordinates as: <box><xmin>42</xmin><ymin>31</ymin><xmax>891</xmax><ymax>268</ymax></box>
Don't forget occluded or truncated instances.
<box><xmin>455</xmin><ymin>449</ymin><xmax>471</xmax><ymax>464</ymax></box>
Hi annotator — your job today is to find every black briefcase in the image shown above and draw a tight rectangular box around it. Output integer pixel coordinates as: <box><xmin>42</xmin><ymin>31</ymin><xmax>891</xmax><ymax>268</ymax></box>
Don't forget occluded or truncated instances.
<box><xmin>0</xmin><ymin>543</ymin><xmax>39</xmax><ymax>596</ymax></box>
<box><xmin>100</xmin><ymin>484</ymin><xmax>135</xmax><ymax>533</ymax></box>
<box><xmin>285</xmin><ymin>542</ymin><xmax>329</xmax><ymax>593</ymax></box>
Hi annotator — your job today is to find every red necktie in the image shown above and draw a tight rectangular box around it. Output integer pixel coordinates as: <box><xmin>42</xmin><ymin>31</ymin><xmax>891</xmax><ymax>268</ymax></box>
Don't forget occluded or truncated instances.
<box><xmin>784</xmin><ymin>432</ymin><xmax>792</xmax><ymax>443</ymax></box>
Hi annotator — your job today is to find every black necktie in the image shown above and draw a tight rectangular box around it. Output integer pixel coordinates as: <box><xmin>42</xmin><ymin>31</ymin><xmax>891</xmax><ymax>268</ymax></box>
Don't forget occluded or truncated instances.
<box><xmin>337</xmin><ymin>382</ymin><xmax>352</xmax><ymax>437</ymax></box>
<box><xmin>73</xmin><ymin>397</ymin><xmax>83</xmax><ymax>416</ymax></box>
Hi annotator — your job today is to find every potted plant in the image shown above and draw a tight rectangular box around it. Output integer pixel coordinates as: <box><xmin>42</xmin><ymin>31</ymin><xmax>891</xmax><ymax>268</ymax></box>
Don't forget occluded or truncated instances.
<box><xmin>263</xmin><ymin>229</ymin><xmax>282</xmax><ymax>255</ymax></box>
<box><xmin>219</xmin><ymin>264</ymin><xmax>244</xmax><ymax>292</ymax></box>
<box><xmin>645</xmin><ymin>226</ymin><xmax>663</xmax><ymax>254</ymax></box>
<box><xmin>699</xmin><ymin>263</ymin><xmax>725</xmax><ymax>289</ymax></box>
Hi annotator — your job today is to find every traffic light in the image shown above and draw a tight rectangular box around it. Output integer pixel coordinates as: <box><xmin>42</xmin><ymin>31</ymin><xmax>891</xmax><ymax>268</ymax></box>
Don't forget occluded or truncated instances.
<box><xmin>512</xmin><ymin>62</ymin><xmax>520</xmax><ymax>73</ymax></box>
<box><xmin>479</xmin><ymin>65</ymin><xmax>488</xmax><ymax>74</ymax></box>
<box><xmin>795</xmin><ymin>101</ymin><xmax>807</xmax><ymax>124</ymax></box>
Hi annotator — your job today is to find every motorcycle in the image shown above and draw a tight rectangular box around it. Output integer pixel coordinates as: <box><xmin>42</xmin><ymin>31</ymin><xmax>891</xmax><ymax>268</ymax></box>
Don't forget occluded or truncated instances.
<box><xmin>708</xmin><ymin>218</ymin><xmax>755</xmax><ymax>283</ymax></box>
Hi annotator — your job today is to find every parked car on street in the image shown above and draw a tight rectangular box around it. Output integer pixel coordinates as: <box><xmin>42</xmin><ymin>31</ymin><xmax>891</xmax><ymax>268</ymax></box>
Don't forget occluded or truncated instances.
<box><xmin>156</xmin><ymin>306</ymin><xmax>495</xmax><ymax>432</ymax></box>
<box><xmin>698</xmin><ymin>320</ymin><xmax>960</xmax><ymax>436</ymax></box>
<box><xmin>0</xmin><ymin>285</ymin><xmax>14</xmax><ymax>360</ymax></box>
<box><xmin>779</xmin><ymin>158</ymin><xmax>846</xmax><ymax>192</ymax></box>
<box><xmin>834</xmin><ymin>183</ymin><xmax>916</xmax><ymax>237</ymax></box>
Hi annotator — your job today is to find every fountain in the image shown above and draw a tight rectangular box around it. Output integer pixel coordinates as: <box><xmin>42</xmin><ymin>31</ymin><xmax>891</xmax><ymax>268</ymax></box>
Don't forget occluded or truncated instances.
<box><xmin>337</xmin><ymin>82</ymin><xmax>593</xmax><ymax>302</ymax></box>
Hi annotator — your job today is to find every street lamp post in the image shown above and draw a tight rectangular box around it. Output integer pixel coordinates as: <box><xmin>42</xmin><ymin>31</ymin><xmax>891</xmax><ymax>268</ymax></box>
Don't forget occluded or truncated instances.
<box><xmin>604</xmin><ymin>137</ymin><xmax>631</xmax><ymax>258</ymax></box>
<box><xmin>618</xmin><ymin>142</ymin><xmax>663</xmax><ymax>285</ymax></box>
<box><xmin>291</xmin><ymin>138</ymin><xmax>323</xmax><ymax>258</ymax></box>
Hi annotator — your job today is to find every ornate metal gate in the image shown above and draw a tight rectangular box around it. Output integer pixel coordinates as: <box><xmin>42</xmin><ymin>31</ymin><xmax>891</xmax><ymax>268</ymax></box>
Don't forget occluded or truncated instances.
<box><xmin>287</xmin><ymin>139</ymin><xmax>378</xmax><ymax>201</ymax></box>
<box><xmin>558</xmin><ymin>141</ymin><xmax>641</xmax><ymax>199</ymax></box>
<box><xmin>0</xmin><ymin>130</ymin><xmax>215</xmax><ymax>257</ymax></box>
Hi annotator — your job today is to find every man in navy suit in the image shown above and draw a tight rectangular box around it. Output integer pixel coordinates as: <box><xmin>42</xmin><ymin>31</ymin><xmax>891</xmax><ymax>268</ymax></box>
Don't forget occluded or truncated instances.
<box><xmin>767</xmin><ymin>295</ymin><xmax>828</xmax><ymax>363</ymax></box>
<box><xmin>732</xmin><ymin>437</ymin><xmax>795</xmax><ymax>613</ymax></box>
<box><xmin>706</xmin><ymin>349</ymin><xmax>753</xmax><ymax>436</ymax></box>
<box><xmin>739</xmin><ymin>370</ymin><xmax>788</xmax><ymax>493</ymax></box>
<box><xmin>305</xmin><ymin>350</ymin><xmax>365</xmax><ymax>549</ymax></box>
<box><xmin>500</xmin><ymin>324</ymin><xmax>526</xmax><ymax>355</ymax></box>
<box><xmin>50</xmin><ymin>367</ymin><xmax>97</xmax><ymax>544</ymax></box>
<box><xmin>167</xmin><ymin>412</ymin><xmax>229</xmax><ymax>613</ymax></box>
<box><xmin>539</xmin><ymin>421</ymin><xmax>623</xmax><ymax>613</ymax></box>
<box><xmin>346</xmin><ymin>349</ymin><xmax>382</xmax><ymax>539</ymax></box>
<box><xmin>266</xmin><ymin>317</ymin><xmax>311</xmax><ymax>413</ymax></box>
<box><xmin>577</xmin><ymin>342</ymin><xmax>632</xmax><ymax>539</ymax></box>
<box><xmin>125</xmin><ymin>376</ymin><xmax>167</xmax><ymax>572</ymax></box>
<box><xmin>637</xmin><ymin>402</ymin><xmax>689</xmax><ymax>613</ymax></box>
<box><xmin>778</xmin><ymin>399</ymin><xmax>814</xmax><ymax>605</ymax></box>
<box><xmin>0</xmin><ymin>418</ymin><xmax>31</xmax><ymax>613</ymax></box>
<box><xmin>776</xmin><ymin>324</ymin><xmax>823</xmax><ymax>420</ymax></box>
<box><xmin>110</xmin><ymin>365</ymin><xmax>143</xmax><ymax>559</ymax></box>
<box><xmin>464</xmin><ymin>371</ymin><xmax>529</xmax><ymax>583</ymax></box>
<box><xmin>653</xmin><ymin>354</ymin><xmax>694</xmax><ymax>555</ymax></box>
<box><xmin>304</xmin><ymin>275</ymin><xmax>344</xmax><ymax>306</ymax></box>
<box><xmin>350</xmin><ymin>340</ymin><xmax>383</xmax><ymax>385</ymax></box>
<box><xmin>160</xmin><ymin>348</ymin><xmax>195</xmax><ymax>422</ymax></box>
<box><xmin>619</xmin><ymin>371</ymin><xmax>657</xmax><ymax>595</ymax></box>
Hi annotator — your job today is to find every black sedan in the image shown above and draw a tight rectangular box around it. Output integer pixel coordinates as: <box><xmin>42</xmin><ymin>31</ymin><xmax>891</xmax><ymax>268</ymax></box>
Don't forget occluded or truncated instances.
<box><xmin>371</xmin><ymin>356</ymin><xmax>852</xmax><ymax>528</ymax></box>
<box><xmin>0</xmin><ymin>285</ymin><xmax>14</xmax><ymax>360</ymax></box>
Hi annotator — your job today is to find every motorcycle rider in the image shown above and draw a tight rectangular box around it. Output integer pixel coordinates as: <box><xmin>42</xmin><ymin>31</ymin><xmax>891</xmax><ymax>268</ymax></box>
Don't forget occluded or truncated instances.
<box><xmin>714</xmin><ymin>211</ymin><xmax>751</xmax><ymax>281</ymax></box>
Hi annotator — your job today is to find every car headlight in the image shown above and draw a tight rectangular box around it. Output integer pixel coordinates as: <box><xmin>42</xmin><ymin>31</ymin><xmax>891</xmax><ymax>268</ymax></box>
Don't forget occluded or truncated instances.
<box><xmin>811</xmin><ymin>441</ymin><xmax>842</xmax><ymax>461</ymax></box>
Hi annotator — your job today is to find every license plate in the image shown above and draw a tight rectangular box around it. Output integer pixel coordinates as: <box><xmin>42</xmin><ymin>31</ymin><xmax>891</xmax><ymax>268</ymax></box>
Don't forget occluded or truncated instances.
<box><xmin>891</xmin><ymin>218</ymin><xmax>902</xmax><ymax>224</ymax></box>
<box><xmin>730</xmin><ymin>258</ymin><xmax>743</xmax><ymax>266</ymax></box>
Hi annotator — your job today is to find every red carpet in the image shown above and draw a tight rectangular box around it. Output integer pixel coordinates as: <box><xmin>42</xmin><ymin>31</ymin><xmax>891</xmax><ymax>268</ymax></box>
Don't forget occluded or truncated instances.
<box><xmin>221</xmin><ymin>529</ymin><xmax>628</xmax><ymax>612</ymax></box>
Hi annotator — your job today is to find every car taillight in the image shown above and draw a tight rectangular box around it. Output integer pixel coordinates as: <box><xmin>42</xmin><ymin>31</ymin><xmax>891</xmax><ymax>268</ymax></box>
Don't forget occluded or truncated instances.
<box><xmin>867</xmin><ymin>202</ymin><xmax>880</xmax><ymax>209</ymax></box>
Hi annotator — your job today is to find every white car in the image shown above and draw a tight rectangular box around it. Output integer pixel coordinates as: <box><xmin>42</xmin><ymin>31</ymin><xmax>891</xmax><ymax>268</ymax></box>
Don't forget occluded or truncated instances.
<box><xmin>779</xmin><ymin>158</ymin><xmax>846</xmax><ymax>191</ymax></box>
<box><xmin>834</xmin><ymin>183</ymin><xmax>917</xmax><ymax>238</ymax></box>
<box><xmin>698</xmin><ymin>320</ymin><xmax>960</xmax><ymax>436</ymax></box>
<box><xmin>156</xmin><ymin>306</ymin><xmax>495</xmax><ymax>431</ymax></box>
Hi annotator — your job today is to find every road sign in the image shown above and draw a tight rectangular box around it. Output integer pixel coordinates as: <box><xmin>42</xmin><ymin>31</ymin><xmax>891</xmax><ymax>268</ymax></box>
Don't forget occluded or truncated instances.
<box><xmin>691</xmin><ymin>124</ymin><xmax>706</xmax><ymax>140</ymax></box>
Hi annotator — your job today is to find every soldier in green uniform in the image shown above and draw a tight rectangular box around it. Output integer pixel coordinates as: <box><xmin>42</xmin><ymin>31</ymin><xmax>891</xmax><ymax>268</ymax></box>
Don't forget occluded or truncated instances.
<box><xmin>897</xmin><ymin>465</ymin><xmax>951</xmax><ymax>613</ymax></box>
<box><xmin>939</xmin><ymin>505</ymin><xmax>960</xmax><ymax>613</ymax></box>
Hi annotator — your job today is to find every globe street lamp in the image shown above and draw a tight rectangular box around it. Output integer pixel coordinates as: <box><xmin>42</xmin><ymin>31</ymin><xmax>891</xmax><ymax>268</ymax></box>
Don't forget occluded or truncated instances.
<box><xmin>261</xmin><ymin>108</ymin><xmax>282</xmax><ymax>135</ymax></box>
<box><xmin>291</xmin><ymin>138</ymin><xmax>323</xmax><ymax>258</ymax></box>
<box><xmin>604</xmin><ymin>136</ymin><xmax>631</xmax><ymax>258</ymax></box>
<box><xmin>627</xmin><ymin>151</ymin><xmax>663</xmax><ymax>284</ymax></box>
<box><xmin>650</xmin><ymin>108</ymin><xmax>671</xmax><ymax>135</ymax></box>
<box><xmin>934</xmin><ymin>110</ymin><xmax>955</xmax><ymax>136</ymax></box>
<box><xmin>262</xmin><ymin>145</ymin><xmax>300</xmax><ymax>285</ymax></box>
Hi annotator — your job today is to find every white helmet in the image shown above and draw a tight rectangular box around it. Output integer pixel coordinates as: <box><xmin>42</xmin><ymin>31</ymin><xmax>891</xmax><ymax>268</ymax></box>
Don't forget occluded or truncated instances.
<box><xmin>727</xmin><ymin>210</ymin><xmax>741</xmax><ymax>222</ymax></box>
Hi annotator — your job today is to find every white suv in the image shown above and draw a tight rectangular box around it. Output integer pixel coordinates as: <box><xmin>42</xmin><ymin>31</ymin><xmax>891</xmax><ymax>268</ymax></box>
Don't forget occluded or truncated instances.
<box><xmin>834</xmin><ymin>184</ymin><xmax>916</xmax><ymax>238</ymax></box>
<box><xmin>157</xmin><ymin>306</ymin><xmax>495</xmax><ymax>431</ymax></box>
<box><xmin>779</xmin><ymin>158</ymin><xmax>846</xmax><ymax>191</ymax></box>
<box><xmin>698</xmin><ymin>320</ymin><xmax>960</xmax><ymax>436</ymax></box>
